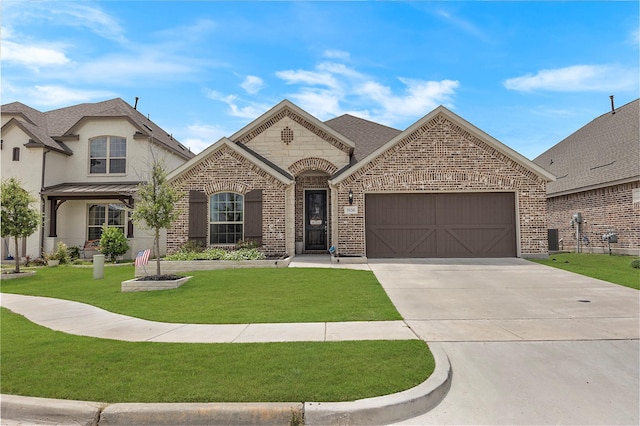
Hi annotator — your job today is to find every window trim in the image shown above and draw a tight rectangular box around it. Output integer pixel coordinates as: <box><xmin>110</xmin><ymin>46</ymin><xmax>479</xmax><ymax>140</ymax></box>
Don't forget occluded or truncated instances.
<box><xmin>209</xmin><ymin>192</ymin><xmax>244</xmax><ymax>245</ymax></box>
<box><xmin>87</xmin><ymin>203</ymin><xmax>127</xmax><ymax>241</ymax></box>
<box><xmin>88</xmin><ymin>136</ymin><xmax>127</xmax><ymax>175</ymax></box>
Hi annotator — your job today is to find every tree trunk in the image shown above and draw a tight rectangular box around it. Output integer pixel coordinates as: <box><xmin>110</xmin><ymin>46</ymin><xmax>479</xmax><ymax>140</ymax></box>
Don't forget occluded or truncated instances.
<box><xmin>155</xmin><ymin>228</ymin><xmax>161</xmax><ymax>277</ymax></box>
<box><xmin>13</xmin><ymin>237</ymin><xmax>20</xmax><ymax>273</ymax></box>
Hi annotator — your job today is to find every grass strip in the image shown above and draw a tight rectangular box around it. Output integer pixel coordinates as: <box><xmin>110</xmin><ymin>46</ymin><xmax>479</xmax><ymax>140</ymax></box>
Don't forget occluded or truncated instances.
<box><xmin>531</xmin><ymin>253</ymin><xmax>639</xmax><ymax>290</ymax></box>
<box><xmin>0</xmin><ymin>266</ymin><xmax>401</xmax><ymax>323</ymax></box>
<box><xmin>1</xmin><ymin>308</ymin><xmax>433</xmax><ymax>403</ymax></box>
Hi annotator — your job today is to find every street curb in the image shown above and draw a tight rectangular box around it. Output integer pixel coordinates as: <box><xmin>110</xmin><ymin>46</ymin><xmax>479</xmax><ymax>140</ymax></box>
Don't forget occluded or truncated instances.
<box><xmin>0</xmin><ymin>344</ymin><xmax>450</xmax><ymax>425</ymax></box>
<box><xmin>0</xmin><ymin>394</ymin><xmax>106</xmax><ymax>426</ymax></box>
<box><xmin>304</xmin><ymin>342</ymin><xmax>452</xmax><ymax>425</ymax></box>
<box><xmin>99</xmin><ymin>402</ymin><xmax>304</xmax><ymax>425</ymax></box>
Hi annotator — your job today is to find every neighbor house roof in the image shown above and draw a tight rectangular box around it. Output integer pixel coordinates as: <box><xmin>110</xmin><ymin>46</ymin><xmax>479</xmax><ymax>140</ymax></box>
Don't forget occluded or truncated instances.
<box><xmin>533</xmin><ymin>99</ymin><xmax>640</xmax><ymax>197</ymax></box>
<box><xmin>1</xmin><ymin>98</ymin><xmax>195</xmax><ymax>160</ymax></box>
<box><xmin>324</xmin><ymin>114</ymin><xmax>401</xmax><ymax>163</ymax></box>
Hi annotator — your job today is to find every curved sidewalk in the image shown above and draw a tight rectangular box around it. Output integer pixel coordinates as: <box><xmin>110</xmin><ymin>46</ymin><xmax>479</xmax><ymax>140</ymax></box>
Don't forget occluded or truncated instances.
<box><xmin>0</xmin><ymin>293</ymin><xmax>417</xmax><ymax>343</ymax></box>
<box><xmin>0</xmin><ymin>284</ymin><xmax>451</xmax><ymax>425</ymax></box>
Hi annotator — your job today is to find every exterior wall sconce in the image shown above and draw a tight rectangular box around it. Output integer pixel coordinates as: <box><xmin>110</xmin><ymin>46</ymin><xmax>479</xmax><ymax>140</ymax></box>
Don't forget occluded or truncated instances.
<box><xmin>348</xmin><ymin>189</ymin><xmax>353</xmax><ymax>205</ymax></box>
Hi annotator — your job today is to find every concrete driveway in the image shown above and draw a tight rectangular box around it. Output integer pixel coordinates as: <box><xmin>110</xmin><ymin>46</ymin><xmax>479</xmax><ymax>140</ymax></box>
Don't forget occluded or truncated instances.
<box><xmin>367</xmin><ymin>258</ymin><xmax>639</xmax><ymax>425</ymax></box>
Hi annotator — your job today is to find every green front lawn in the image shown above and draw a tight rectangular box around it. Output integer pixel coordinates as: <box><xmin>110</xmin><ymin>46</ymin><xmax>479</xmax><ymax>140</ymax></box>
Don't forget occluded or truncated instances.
<box><xmin>531</xmin><ymin>253</ymin><xmax>640</xmax><ymax>290</ymax></box>
<box><xmin>0</xmin><ymin>266</ymin><xmax>401</xmax><ymax>323</ymax></box>
<box><xmin>1</xmin><ymin>308</ymin><xmax>433</xmax><ymax>403</ymax></box>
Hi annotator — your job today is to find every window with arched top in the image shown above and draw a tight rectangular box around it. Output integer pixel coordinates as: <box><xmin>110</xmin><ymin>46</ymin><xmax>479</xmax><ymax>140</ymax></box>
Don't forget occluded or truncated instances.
<box><xmin>209</xmin><ymin>192</ymin><xmax>244</xmax><ymax>244</ymax></box>
<box><xmin>89</xmin><ymin>136</ymin><xmax>126</xmax><ymax>174</ymax></box>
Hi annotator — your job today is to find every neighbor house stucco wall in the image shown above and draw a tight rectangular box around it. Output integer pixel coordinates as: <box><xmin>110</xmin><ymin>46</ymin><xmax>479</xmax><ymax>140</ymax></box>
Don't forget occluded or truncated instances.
<box><xmin>333</xmin><ymin>114</ymin><xmax>548</xmax><ymax>257</ymax></box>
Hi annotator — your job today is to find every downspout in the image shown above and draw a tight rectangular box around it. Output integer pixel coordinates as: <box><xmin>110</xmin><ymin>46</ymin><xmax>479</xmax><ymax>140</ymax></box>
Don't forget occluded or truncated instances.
<box><xmin>39</xmin><ymin>149</ymin><xmax>50</xmax><ymax>257</ymax></box>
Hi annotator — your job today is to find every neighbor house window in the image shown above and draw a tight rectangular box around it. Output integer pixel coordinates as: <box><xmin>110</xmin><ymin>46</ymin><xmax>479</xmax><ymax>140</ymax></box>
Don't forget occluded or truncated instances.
<box><xmin>89</xmin><ymin>136</ymin><xmax>126</xmax><ymax>174</ymax></box>
<box><xmin>12</xmin><ymin>147</ymin><xmax>20</xmax><ymax>161</ymax></box>
<box><xmin>209</xmin><ymin>192</ymin><xmax>243</xmax><ymax>244</ymax></box>
<box><xmin>87</xmin><ymin>203</ymin><xmax>126</xmax><ymax>240</ymax></box>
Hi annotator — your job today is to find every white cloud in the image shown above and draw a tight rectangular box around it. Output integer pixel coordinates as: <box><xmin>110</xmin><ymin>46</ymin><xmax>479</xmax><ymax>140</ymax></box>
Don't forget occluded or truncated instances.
<box><xmin>276</xmin><ymin>59</ymin><xmax>459</xmax><ymax>125</ymax></box>
<box><xmin>15</xmin><ymin>85</ymin><xmax>116</xmax><ymax>107</ymax></box>
<box><xmin>504</xmin><ymin>65</ymin><xmax>638</xmax><ymax>93</ymax></box>
<box><xmin>61</xmin><ymin>53</ymin><xmax>197</xmax><ymax>85</ymax></box>
<box><xmin>241</xmin><ymin>75</ymin><xmax>264</xmax><ymax>94</ymax></box>
<box><xmin>4</xmin><ymin>2</ymin><xmax>127</xmax><ymax>43</ymax></box>
<box><xmin>1</xmin><ymin>40</ymin><xmax>71</xmax><ymax>69</ymax></box>
<box><xmin>276</xmin><ymin>69</ymin><xmax>340</xmax><ymax>89</ymax></box>
<box><xmin>205</xmin><ymin>90</ymin><xmax>269</xmax><ymax>119</ymax></box>
<box><xmin>323</xmin><ymin>50</ymin><xmax>350</xmax><ymax>60</ymax></box>
<box><xmin>182</xmin><ymin>123</ymin><xmax>230</xmax><ymax>154</ymax></box>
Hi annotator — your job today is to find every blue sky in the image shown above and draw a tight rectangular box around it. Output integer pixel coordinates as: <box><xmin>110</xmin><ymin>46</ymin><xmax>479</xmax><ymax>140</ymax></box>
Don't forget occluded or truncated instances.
<box><xmin>2</xmin><ymin>1</ymin><xmax>638</xmax><ymax>159</ymax></box>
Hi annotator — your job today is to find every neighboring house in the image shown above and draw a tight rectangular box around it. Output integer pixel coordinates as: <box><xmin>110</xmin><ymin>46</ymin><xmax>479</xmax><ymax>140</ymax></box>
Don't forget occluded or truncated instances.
<box><xmin>168</xmin><ymin>100</ymin><xmax>554</xmax><ymax>259</ymax></box>
<box><xmin>1</xmin><ymin>98</ymin><xmax>194</xmax><ymax>260</ymax></box>
<box><xmin>533</xmin><ymin>99</ymin><xmax>640</xmax><ymax>255</ymax></box>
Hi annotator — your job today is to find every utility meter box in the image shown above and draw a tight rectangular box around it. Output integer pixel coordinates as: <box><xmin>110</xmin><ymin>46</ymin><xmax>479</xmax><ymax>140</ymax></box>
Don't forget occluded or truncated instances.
<box><xmin>572</xmin><ymin>212</ymin><xmax>583</xmax><ymax>223</ymax></box>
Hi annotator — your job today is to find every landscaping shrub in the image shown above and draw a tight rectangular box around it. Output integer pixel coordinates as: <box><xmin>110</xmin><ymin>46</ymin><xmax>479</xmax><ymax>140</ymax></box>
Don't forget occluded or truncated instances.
<box><xmin>631</xmin><ymin>259</ymin><xmax>640</xmax><ymax>269</ymax></box>
<box><xmin>47</xmin><ymin>242</ymin><xmax>70</xmax><ymax>265</ymax></box>
<box><xmin>99</xmin><ymin>226</ymin><xmax>129</xmax><ymax>262</ymax></box>
<box><xmin>165</xmin><ymin>247</ymin><xmax>265</xmax><ymax>261</ymax></box>
<box><xmin>68</xmin><ymin>245</ymin><xmax>81</xmax><ymax>260</ymax></box>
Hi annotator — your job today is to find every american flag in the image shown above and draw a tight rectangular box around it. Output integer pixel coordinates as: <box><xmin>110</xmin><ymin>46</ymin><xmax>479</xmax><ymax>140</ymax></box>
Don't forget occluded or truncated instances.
<box><xmin>135</xmin><ymin>249</ymin><xmax>151</xmax><ymax>266</ymax></box>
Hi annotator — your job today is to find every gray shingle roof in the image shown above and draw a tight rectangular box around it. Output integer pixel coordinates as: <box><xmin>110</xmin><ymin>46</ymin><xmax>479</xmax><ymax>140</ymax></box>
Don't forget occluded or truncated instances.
<box><xmin>2</xmin><ymin>98</ymin><xmax>194</xmax><ymax>160</ymax></box>
<box><xmin>324</xmin><ymin>114</ymin><xmax>401</xmax><ymax>162</ymax></box>
<box><xmin>533</xmin><ymin>99</ymin><xmax>639</xmax><ymax>196</ymax></box>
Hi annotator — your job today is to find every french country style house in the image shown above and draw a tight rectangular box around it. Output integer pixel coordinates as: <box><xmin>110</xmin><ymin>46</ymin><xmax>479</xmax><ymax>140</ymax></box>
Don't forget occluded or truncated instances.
<box><xmin>1</xmin><ymin>98</ymin><xmax>194</xmax><ymax>261</ymax></box>
<box><xmin>167</xmin><ymin>100</ymin><xmax>554</xmax><ymax>259</ymax></box>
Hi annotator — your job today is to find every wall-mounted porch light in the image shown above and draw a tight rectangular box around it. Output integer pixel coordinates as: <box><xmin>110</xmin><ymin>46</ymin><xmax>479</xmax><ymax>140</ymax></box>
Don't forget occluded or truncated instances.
<box><xmin>348</xmin><ymin>189</ymin><xmax>353</xmax><ymax>205</ymax></box>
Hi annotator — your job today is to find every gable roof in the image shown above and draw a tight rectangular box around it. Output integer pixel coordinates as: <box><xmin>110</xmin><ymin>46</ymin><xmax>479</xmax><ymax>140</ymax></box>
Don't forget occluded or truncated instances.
<box><xmin>1</xmin><ymin>102</ymin><xmax>72</xmax><ymax>154</ymax></box>
<box><xmin>533</xmin><ymin>99</ymin><xmax>639</xmax><ymax>197</ymax></box>
<box><xmin>230</xmin><ymin>99</ymin><xmax>356</xmax><ymax>156</ymax></box>
<box><xmin>167</xmin><ymin>137</ymin><xmax>294</xmax><ymax>185</ymax></box>
<box><xmin>331</xmin><ymin>105</ymin><xmax>556</xmax><ymax>184</ymax></box>
<box><xmin>324</xmin><ymin>114</ymin><xmax>401</xmax><ymax>163</ymax></box>
<box><xmin>1</xmin><ymin>99</ymin><xmax>194</xmax><ymax>160</ymax></box>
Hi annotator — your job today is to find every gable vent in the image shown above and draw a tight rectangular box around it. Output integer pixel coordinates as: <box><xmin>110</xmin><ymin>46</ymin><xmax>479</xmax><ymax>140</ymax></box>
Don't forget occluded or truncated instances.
<box><xmin>281</xmin><ymin>126</ymin><xmax>294</xmax><ymax>145</ymax></box>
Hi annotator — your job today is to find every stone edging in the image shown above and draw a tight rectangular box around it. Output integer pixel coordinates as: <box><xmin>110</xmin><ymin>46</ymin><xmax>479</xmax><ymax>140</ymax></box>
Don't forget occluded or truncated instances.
<box><xmin>134</xmin><ymin>257</ymin><xmax>291</xmax><ymax>277</ymax></box>
<box><xmin>0</xmin><ymin>270</ymin><xmax>36</xmax><ymax>280</ymax></box>
<box><xmin>0</xmin><ymin>344</ymin><xmax>451</xmax><ymax>425</ymax></box>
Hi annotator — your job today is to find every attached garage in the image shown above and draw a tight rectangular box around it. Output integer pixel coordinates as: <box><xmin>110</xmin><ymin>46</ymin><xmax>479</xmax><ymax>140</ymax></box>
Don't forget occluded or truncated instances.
<box><xmin>365</xmin><ymin>192</ymin><xmax>517</xmax><ymax>258</ymax></box>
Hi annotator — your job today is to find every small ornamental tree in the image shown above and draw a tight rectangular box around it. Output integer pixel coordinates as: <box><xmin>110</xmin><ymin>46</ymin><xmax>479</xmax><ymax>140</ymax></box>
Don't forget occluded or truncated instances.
<box><xmin>1</xmin><ymin>178</ymin><xmax>40</xmax><ymax>273</ymax></box>
<box><xmin>132</xmin><ymin>158</ymin><xmax>182</xmax><ymax>276</ymax></box>
<box><xmin>99</xmin><ymin>226</ymin><xmax>129</xmax><ymax>263</ymax></box>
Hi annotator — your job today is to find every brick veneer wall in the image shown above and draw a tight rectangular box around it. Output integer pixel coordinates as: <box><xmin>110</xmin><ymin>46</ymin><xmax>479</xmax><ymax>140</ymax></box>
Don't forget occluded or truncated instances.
<box><xmin>547</xmin><ymin>181</ymin><xmax>640</xmax><ymax>254</ymax></box>
<box><xmin>333</xmin><ymin>114</ymin><xmax>549</xmax><ymax>257</ymax></box>
<box><xmin>168</xmin><ymin>145</ymin><xmax>288</xmax><ymax>256</ymax></box>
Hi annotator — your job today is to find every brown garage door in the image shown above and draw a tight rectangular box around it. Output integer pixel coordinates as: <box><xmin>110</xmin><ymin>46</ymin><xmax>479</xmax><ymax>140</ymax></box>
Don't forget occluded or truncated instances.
<box><xmin>365</xmin><ymin>193</ymin><xmax>516</xmax><ymax>258</ymax></box>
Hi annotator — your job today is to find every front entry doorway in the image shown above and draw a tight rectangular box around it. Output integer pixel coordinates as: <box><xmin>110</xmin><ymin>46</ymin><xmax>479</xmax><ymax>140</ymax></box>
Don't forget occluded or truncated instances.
<box><xmin>305</xmin><ymin>190</ymin><xmax>327</xmax><ymax>251</ymax></box>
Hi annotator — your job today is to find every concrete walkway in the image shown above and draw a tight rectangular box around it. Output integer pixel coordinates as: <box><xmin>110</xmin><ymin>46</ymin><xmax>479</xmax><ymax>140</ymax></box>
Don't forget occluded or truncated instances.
<box><xmin>0</xmin><ymin>293</ymin><xmax>417</xmax><ymax>343</ymax></box>
<box><xmin>0</xmin><ymin>255</ymin><xmax>451</xmax><ymax>426</ymax></box>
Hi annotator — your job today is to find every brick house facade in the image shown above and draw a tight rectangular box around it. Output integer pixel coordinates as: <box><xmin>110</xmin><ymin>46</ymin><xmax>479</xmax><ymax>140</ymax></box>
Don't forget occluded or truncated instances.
<box><xmin>534</xmin><ymin>99</ymin><xmax>639</xmax><ymax>255</ymax></box>
<box><xmin>168</xmin><ymin>100</ymin><xmax>554</xmax><ymax>259</ymax></box>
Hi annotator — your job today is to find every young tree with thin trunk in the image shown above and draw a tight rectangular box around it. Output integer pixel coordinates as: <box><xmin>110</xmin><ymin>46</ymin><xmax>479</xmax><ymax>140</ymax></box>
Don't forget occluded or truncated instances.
<box><xmin>132</xmin><ymin>158</ymin><xmax>182</xmax><ymax>277</ymax></box>
<box><xmin>1</xmin><ymin>178</ymin><xmax>40</xmax><ymax>273</ymax></box>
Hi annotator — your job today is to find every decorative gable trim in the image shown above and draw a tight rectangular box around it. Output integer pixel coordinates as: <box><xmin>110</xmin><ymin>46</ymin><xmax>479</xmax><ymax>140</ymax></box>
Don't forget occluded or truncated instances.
<box><xmin>231</xmin><ymin>100</ymin><xmax>355</xmax><ymax>155</ymax></box>
<box><xmin>288</xmin><ymin>157</ymin><xmax>339</xmax><ymax>177</ymax></box>
<box><xmin>330</xmin><ymin>106</ymin><xmax>555</xmax><ymax>185</ymax></box>
<box><xmin>167</xmin><ymin>137</ymin><xmax>294</xmax><ymax>186</ymax></box>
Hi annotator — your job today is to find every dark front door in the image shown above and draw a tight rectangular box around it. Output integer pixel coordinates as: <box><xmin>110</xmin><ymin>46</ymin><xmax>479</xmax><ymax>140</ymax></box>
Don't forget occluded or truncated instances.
<box><xmin>305</xmin><ymin>190</ymin><xmax>327</xmax><ymax>251</ymax></box>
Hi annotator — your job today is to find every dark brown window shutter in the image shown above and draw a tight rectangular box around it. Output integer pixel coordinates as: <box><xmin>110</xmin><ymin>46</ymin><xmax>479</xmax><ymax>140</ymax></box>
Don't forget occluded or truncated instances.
<box><xmin>244</xmin><ymin>189</ymin><xmax>262</xmax><ymax>244</ymax></box>
<box><xmin>188</xmin><ymin>190</ymin><xmax>208</xmax><ymax>246</ymax></box>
